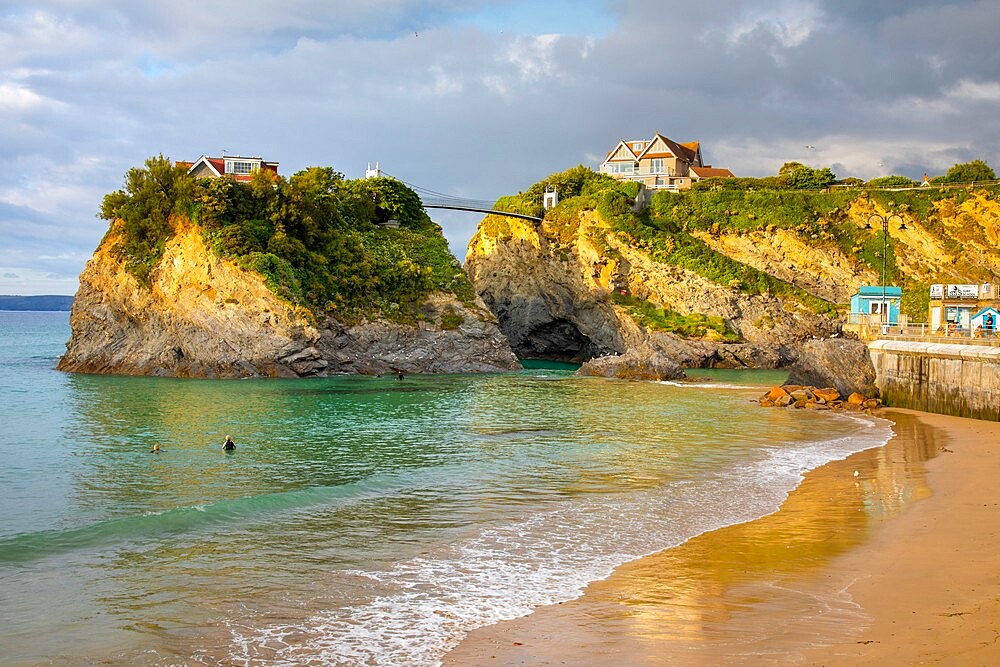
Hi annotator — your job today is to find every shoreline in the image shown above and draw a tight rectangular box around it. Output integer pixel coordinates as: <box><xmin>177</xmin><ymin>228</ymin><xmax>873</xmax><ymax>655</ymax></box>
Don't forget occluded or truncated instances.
<box><xmin>445</xmin><ymin>408</ymin><xmax>1000</xmax><ymax>665</ymax></box>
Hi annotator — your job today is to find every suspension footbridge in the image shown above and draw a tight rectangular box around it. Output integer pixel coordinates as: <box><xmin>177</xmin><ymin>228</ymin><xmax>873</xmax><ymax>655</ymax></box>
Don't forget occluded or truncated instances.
<box><xmin>378</xmin><ymin>170</ymin><xmax>543</xmax><ymax>222</ymax></box>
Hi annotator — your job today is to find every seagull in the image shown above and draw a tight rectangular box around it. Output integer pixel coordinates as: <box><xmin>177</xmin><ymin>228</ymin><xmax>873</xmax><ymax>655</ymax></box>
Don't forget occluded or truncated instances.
<box><xmin>804</xmin><ymin>145</ymin><xmax>815</xmax><ymax>149</ymax></box>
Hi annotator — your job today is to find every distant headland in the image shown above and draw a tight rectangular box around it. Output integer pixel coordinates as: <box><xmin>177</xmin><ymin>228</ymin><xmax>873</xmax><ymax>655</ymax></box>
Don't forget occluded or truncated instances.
<box><xmin>0</xmin><ymin>295</ymin><xmax>74</xmax><ymax>311</ymax></box>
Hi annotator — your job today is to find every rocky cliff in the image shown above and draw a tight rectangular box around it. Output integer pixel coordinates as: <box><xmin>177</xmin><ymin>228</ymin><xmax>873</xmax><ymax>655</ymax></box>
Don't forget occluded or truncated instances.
<box><xmin>465</xmin><ymin>169</ymin><xmax>1000</xmax><ymax>372</ymax></box>
<box><xmin>59</xmin><ymin>218</ymin><xmax>519</xmax><ymax>378</ymax></box>
<box><xmin>467</xmin><ymin>209</ymin><xmax>838</xmax><ymax>371</ymax></box>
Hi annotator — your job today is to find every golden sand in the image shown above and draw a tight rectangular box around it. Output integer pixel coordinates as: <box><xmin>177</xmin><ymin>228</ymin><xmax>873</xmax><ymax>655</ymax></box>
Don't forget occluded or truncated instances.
<box><xmin>445</xmin><ymin>409</ymin><xmax>1000</xmax><ymax>665</ymax></box>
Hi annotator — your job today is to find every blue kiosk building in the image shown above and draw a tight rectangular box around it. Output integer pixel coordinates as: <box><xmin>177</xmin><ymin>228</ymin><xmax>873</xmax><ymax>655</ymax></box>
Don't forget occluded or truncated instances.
<box><xmin>850</xmin><ymin>285</ymin><xmax>902</xmax><ymax>327</ymax></box>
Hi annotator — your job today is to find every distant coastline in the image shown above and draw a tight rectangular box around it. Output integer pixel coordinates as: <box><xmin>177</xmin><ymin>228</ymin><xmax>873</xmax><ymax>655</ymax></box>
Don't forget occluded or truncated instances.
<box><xmin>0</xmin><ymin>295</ymin><xmax>73</xmax><ymax>311</ymax></box>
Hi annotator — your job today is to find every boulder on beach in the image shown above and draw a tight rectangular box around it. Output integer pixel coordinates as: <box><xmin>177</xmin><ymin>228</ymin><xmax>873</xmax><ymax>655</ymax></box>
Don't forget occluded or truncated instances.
<box><xmin>785</xmin><ymin>338</ymin><xmax>878</xmax><ymax>398</ymax></box>
<box><xmin>759</xmin><ymin>383</ymin><xmax>881</xmax><ymax>413</ymax></box>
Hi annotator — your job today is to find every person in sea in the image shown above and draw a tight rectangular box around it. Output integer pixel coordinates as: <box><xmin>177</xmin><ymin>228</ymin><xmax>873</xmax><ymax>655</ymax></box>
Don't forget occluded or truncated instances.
<box><xmin>222</xmin><ymin>435</ymin><xmax>236</xmax><ymax>451</ymax></box>
<box><xmin>150</xmin><ymin>444</ymin><xmax>160</xmax><ymax>454</ymax></box>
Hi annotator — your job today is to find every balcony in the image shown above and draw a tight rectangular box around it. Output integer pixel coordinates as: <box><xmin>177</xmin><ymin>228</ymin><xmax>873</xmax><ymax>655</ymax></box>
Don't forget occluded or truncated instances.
<box><xmin>601</xmin><ymin>165</ymin><xmax>680</xmax><ymax>178</ymax></box>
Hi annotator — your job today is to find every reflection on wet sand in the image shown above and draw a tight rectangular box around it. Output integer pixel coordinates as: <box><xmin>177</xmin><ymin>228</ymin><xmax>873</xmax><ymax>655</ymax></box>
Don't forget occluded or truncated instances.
<box><xmin>445</xmin><ymin>412</ymin><xmax>945</xmax><ymax>666</ymax></box>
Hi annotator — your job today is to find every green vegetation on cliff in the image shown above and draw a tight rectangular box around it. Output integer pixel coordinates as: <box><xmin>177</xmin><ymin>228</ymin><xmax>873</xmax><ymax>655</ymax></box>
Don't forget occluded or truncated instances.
<box><xmin>611</xmin><ymin>293</ymin><xmax>739</xmax><ymax>341</ymax></box>
<box><xmin>499</xmin><ymin>167</ymin><xmax>842</xmax><ymax>318</ymax></box>
<box><xmin>501</xmin><ymin>165</ymin><xmax>1000</xmax><ymax>324</ymax></box>
<box><xmin>99</xmin><ymin>156</ymin><xmax>474</xmax><ymax>319</ymax></box>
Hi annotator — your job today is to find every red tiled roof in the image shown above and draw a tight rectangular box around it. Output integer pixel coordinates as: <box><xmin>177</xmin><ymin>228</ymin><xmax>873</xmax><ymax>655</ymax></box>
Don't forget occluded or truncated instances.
<box><xmin>690</xmin><ymin>165</ymin><xmax>735</xmax><ymax>179</ymax></box>
<box><xmin>207</xmin><ymin>158</ymin><xmax>226</xmax><ymax>175</ymax></box>
<box><xmin>186</xmin><ymin>155</ymin><xmax>279</xmax><ymax>182</ymax></box>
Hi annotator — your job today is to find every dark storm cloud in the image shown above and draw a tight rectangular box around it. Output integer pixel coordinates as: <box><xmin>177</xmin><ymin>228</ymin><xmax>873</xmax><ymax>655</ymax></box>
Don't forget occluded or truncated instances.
<box><xmin>1</xmin><ymin>1</ymin><xmax>998</xmax><ymax>293</ymax></box>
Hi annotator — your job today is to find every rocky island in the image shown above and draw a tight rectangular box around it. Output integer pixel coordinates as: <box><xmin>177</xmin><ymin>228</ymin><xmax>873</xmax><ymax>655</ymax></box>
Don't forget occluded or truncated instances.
<box><xmin>59</xmin><ymin>157</ymin><xmax>519</xmax><ymax>378</ymax></box>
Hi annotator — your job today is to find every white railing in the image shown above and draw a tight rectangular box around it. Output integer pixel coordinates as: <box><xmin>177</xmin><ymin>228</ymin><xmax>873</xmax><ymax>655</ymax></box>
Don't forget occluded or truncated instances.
<box><xmin>846</xmin><ymin>313</ymin><xmax>1000</xmax><ymax>344</ymax></box>
<box><xmin>600</xmin><ymin>167</ymin><xmax>681</xmax><ymax>177</ymax></box>
<box><xmin>876</xmin><ymin>323</ymin><xmax>1000</xmax><ymax>345</ymax></box>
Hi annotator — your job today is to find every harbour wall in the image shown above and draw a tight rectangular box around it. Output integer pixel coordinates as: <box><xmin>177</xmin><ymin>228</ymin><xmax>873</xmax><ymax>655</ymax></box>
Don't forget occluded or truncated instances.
<box><xmin>869</xmin><ymin>340</ymin><xmax>1000</xmax><ymax>421</ymax></box>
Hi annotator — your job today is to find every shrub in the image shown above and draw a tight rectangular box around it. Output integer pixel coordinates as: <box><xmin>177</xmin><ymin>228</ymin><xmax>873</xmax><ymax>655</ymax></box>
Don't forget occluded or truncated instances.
<box><xmin>440</xmin><ymin>305</ymin><xmax>464</xmax><ymax>330</ymax></box>
<box><xmin>611</xmin><ymin>293</ymin><xmax>740</xmax><ymax>341</ymax></box>
<box><xmin>866</xmin><ymin>175</ymin><xmax>918</xmax><ymax>188</ymax></box>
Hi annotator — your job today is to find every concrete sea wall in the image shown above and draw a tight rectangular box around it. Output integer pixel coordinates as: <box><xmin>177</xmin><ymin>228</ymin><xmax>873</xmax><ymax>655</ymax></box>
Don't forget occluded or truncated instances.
<box><xmin>869</xmin><ymin>340</ymin><xmax>1000</xmax><ymax>421</ymax></box>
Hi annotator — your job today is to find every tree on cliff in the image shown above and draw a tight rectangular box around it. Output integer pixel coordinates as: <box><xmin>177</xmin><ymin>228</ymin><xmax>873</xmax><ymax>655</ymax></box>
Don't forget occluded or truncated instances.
<box><xmin>931</xmin><ymin>159</ymin><xmax>996</xmax><ymax>184</ymax></box>
<box><xmin>776</xmin><ymin>162</ymin><xmax>837</xmax><ymax>189</ymax></box>
<box><xmin>100</xmin><ymin>155</ymin><xmax>195</xmax><ymax>284</ymax></box>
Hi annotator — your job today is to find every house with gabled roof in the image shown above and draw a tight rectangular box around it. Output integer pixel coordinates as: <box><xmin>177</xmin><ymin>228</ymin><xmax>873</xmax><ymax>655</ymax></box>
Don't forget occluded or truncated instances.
<box><xmin>600</xmin><ymin>132</ymin><xmax>734</xmax><ymax>191</ymax></box>
<box><xmin>178</xmin><ymin>155</ymin><xmax>279</xmax><ymax>183</ymax></box>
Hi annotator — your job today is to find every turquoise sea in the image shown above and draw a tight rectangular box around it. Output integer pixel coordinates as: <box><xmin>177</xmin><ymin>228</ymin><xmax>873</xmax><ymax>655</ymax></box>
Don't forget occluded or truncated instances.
<box><xmin>0</xmin><ymin>311</ymin><xmax>893</xmax><ymax>666</ymax></box>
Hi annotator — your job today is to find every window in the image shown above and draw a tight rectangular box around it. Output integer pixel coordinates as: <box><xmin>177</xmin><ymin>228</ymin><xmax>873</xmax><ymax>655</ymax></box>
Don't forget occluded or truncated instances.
<box><xmin>226</xmin><ymin>160</ymin><xmax>257</xmax><ymax>175</ymax></box>
<box><xmin>606</xmin><ymin>163</ymin><xmax>634</xmax><ymax>174</ymax></box>
<box><xmin>649</xmin><ymin>158</ymin><xmax>664</xmax><ymax>173</ymax></box>
<box><xmin>632</xmin><ymin>142</ymin><xmax>643</xmax><ymax>151</ymax></box>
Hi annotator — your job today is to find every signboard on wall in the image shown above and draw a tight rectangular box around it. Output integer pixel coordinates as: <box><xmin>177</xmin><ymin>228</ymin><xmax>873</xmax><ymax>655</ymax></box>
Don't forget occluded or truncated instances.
<box><xmin>930</xmin><ymin>284</ymin><xmax>979</xmax><ymax>300</ymax></box>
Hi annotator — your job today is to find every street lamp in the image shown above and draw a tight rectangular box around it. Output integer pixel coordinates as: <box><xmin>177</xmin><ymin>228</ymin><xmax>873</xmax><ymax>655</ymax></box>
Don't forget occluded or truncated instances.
<box><xmin>865</xmin><ymin>213</ymin><xmax>906</xmax><ymax>327</ymax></box>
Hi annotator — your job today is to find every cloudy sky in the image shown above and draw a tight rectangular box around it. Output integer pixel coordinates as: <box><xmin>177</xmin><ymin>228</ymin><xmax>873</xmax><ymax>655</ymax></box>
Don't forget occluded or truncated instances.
<box><xmin>2</xmin><ymin>0</ymin><xmax>999</xmax><ymax>295</ymax></box>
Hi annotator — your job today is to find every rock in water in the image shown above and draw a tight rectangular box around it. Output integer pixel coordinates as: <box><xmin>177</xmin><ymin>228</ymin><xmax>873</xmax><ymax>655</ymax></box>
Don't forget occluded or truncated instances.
<box><xmin>576</xmin><ymin>343</ymin><xmax>686</xmax><ymax>381</ymax></box>
<box><xmin>785</xmin><ymin>338</ymin><xmax>878</xmax><ymax>398</ymax></box>
<box><xmin>58</xmin><ymin>220</ymin><xmax>520</xmax><ymax>378</ymax></box>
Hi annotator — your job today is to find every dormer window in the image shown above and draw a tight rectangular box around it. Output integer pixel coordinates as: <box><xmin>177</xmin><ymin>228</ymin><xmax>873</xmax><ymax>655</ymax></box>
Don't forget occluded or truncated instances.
<box><xmin>632</xmin><ymin>142</ymin><xmax>643</xmax><ymax>151</ymax></box>
<box><xmin>225</xmin><ymin>160</ymin><xmax>257</xmax><ymax>175</ymax></box>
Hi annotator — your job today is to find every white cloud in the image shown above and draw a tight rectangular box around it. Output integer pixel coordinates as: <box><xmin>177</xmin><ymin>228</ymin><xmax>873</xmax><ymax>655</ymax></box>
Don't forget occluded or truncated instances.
<box><xmin>0</xmin><ymin>83</ymin><xmax>45</xmax><ymax>111</ymax></box>
<box><xmin>503</xmin><ymin>34</ymin><xmax>560</xmax><ymax>81</ymax></box>
<box><xmin>948</xmin><ymin>79</ymin><xmax>1000</xmax><ymax>102</ymax></box>
<box><xmin>429</xmin><ymin>66</ymin><xmax>464</xmax><ymax>96</ymax></box>
<box><xmin>724</xmin><ymin>1</ymin><xmax>823</xmax><ymax>49</ymax></box>
<box><xmin>0</xmin><ymin>155</ymin><xmax>107</xmax><ymax>216</ymax></box>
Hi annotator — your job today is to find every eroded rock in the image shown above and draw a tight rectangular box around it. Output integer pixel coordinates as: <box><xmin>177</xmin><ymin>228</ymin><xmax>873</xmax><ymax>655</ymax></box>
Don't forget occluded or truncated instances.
<box><xmin>786</xmin><ymin>338</ymin><xmax>878</xmax><ymax>398</ymax></box>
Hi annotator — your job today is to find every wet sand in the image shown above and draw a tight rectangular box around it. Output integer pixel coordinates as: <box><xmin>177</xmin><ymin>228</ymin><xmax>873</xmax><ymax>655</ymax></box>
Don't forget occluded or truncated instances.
<box><xmin>445</xmin><ymin>409</ymin><xmax>1000</xmax><ymax>665</ymax></box>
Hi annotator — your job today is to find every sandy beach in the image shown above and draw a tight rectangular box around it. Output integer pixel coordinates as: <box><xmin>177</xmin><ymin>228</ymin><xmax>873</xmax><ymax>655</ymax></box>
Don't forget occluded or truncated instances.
<box><xmin>446</xmin><ymin>409</ymin><xmax>1000</xmax><ymax>665</ymax></box>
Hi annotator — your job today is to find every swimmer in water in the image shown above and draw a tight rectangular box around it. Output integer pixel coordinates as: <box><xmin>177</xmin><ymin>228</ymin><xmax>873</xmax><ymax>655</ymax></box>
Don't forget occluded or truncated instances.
<box><xmin>222</xmin><ymin>435</ymin><xmax>236</xmax><ymax>451</ymax></box>
<box><xmin>151</xmin><ymin>444</ymin><xmax>160</xmax><ymax>453</ymax></box>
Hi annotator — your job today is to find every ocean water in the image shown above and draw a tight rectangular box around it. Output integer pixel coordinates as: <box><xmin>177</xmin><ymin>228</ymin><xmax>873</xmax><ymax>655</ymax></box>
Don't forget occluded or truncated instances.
<box><xmin>0</xmin><ymin>310</ymin><xmax>893</xmax><ymax>666</ymax></box>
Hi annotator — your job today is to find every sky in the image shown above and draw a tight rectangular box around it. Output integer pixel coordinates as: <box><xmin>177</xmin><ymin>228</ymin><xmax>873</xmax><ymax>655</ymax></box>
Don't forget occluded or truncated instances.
<box><xmin>2</xmin><ymin>0</ymin><xmax>999</xmax><ymax>295</ymax></box>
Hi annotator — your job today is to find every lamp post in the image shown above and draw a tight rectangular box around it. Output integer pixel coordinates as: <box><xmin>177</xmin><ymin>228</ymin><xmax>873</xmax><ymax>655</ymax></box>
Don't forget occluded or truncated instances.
<box><xmin>865</xmin><ymin>213</ymin><xmax>906</xmax><ymax>327</ymax></box>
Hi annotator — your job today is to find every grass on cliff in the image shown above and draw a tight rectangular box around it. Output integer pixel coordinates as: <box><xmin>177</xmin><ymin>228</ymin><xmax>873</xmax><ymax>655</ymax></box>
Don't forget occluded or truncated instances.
<box><xmin>99</xmin><ymin>156</ymin><xmax>476</xmax><ymax>321</ymax></box>
<box><xmin>611</xmin><ymin>293</ymin><xmax>740</xmax><ymax>341</ymax></box>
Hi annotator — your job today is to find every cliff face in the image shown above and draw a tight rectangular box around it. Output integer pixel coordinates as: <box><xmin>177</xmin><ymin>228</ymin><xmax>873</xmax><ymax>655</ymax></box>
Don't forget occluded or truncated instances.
<box><xmin>465</xmin><ymin>186</ymin><xmax>1000</xmax><ymax>370</ymax></box>
<box><xmin>466</xmin><ymin>211</ymin><xmax>838</xmax><ymax>369</ymax></box>
<box><xmin>59</xmin><ymin>219</ymin><xmax>519</xmax><ymax>378</ymax></box>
